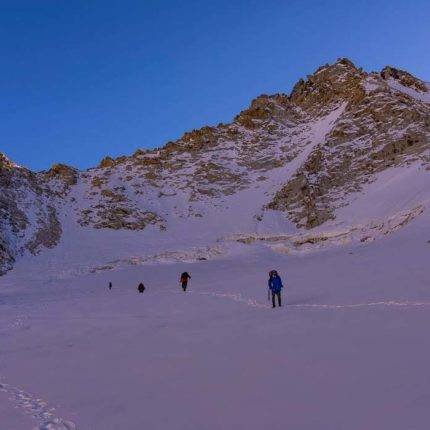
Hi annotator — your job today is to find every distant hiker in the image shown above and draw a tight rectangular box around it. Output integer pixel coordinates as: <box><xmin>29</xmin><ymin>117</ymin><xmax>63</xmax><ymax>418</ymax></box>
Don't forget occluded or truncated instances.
<box><xmin>180</xmin><ymin>272</ymin><xmax>191</xmax><ymax>292</ymax></box>
<box><xmin>138</xmin><ymin>283</ymin><xmax>145</xmax><ymax>293</ymax></box>
<box><xmin>268</xmin><ymin>270</ymin><xmax>283</xmax><ymax>308</ymax></box>
<box><xmin>108</xmin><ymin>282</ymin><xmax>112</xmax><ymax>290</ymax></box>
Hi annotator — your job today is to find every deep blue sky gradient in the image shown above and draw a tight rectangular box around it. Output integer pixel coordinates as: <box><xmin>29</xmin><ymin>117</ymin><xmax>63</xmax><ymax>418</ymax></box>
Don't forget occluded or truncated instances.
<box><xmin>1</xmin><ymin>0</ymin><xmax>429</xmax><ymax>170</ymax></box>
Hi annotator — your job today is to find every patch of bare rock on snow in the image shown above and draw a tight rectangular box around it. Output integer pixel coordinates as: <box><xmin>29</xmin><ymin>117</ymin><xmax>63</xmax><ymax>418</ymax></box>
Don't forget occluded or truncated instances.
<box><xmin>89</xmin><ymin>245</ymin><xmax>225</xmax><ymax>273</ymax></box>
<box><xmin>230</xmin><ymin>205</ymin><xmax>425</xmax><ymax>253</ymax></box>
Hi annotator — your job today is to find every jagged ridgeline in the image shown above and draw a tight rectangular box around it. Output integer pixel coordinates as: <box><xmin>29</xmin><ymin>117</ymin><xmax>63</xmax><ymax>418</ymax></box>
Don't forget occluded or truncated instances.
<box><xmin>1</xmin><ymin>58</ymin><xmax>429</xmax><ymax>274</ymax></box>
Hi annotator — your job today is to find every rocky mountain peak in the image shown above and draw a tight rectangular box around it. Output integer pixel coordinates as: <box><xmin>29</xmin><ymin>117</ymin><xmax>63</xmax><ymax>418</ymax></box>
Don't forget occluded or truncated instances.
<box><xmin>99</xmin><ymin>156</ymin><xmax>116</xmax><ymax>169</ymax></box>
<box><xmin>0</xmin><ymin>59</ymin><xmax>429</xmax><ymax>276</ymax></box>
<box><xmin>0</xmin><ymin>152</ymin><xmax>18</xmax><ymax>170</ymax></box>
<box><xmin>290</xmin><ymin>57</ymin><xmax>366</xmax><ymax>113</ymax></box>
<box><xmin>380</xmin><ymin>66</ymin><xmax>428</xmax><ymax>93</ymax></box>
<box><xmin>44</xmin><ymin>163</ymin><xmax>78</xmax><ymax>186</ymax></box>
<box><xmin>234</xmin><ymin>93</ymin><xmax>292</xmax><ymax>129</ymax></box>
<box><xmin>334</xmin><ymin>57</ymin><xmax>358</xmax><ymax>69</ymax></box>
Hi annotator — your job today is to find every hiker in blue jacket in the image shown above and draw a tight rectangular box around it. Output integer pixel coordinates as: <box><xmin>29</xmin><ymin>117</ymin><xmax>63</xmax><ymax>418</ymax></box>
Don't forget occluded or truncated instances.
<box><xmin>268</xmin><ymin>270</ymin><xmax>283</xmax><ymax>308</ymax></box>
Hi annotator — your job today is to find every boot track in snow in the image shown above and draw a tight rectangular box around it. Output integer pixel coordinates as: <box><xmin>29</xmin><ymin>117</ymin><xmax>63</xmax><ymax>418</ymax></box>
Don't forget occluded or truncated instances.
<box><xmin>177</xmin><ymin>290</ymin><xmax>430</xmax><ymax>311</ymax></box>
<box><xmin>0</xmin><ymin>379</ymin><xmax>77</xmax><ymax>430</ymax></box>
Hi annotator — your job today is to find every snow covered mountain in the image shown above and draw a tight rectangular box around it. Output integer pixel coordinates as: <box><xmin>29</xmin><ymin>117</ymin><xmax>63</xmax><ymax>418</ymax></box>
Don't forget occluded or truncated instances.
<box><xmin>1</xmin><ymin>58</ymin><xmax>430</xmax><ymax>430</ymax></box>
<box><xmin>1</xmin><ymin>58</ymin><xmax>429</xmax><ymax>277</ymax></box>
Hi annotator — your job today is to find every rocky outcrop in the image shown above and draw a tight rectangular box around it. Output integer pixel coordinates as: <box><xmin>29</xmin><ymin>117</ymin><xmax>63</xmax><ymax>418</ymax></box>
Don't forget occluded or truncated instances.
<box><xmin>268</xmin><ymin>60</ymin><xmax>429</xmax><ymax>228</ymax></box>
<box><xmin>0</xmin><ymin>154</ymin><xmax>62</xmax><ymax>274</ymax></box>
<box><xmin>290</xmin><ymin>58</ymin><xmax>366</xmax><ymax>113</ymax></box>
<box><xmin>0</xmin><ymin>239</ymin><xmax>14</xmax><ymax>276</ymax></box>
<box><xmin>234</xmin><ymin>94</ymin><xmax>294</xmax><ymax>129</ymax></box>
<box><xmin>380</xmin><ymin>66</ymin><xmax>428</xmax><ymax>93</ymax></box>
<box><xmin>44</xmin><ymin>164</ymin><xmax>78</xmax><ymax>186</ymax></box>
<box><xmin>99</xmin><ymin>156</ymin><xmax>116</xmax><ymax>169</ymax></box>
<box><xmin>26</xmin><ymin>206</ymin><xmax>62</xmax><ymax>254</ymax></box>
<box><xmin>80</xmin><ymin>204</ymin><xmax>164</xmax><ymax>231</ymax></box>
<box><xmin>0</xmin><ymin>152</ymin><xmax>17</xmax><ymax>170</ymax></box>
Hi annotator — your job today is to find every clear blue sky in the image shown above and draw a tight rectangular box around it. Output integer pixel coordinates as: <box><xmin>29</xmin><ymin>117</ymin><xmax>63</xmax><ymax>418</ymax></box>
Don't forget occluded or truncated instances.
<box><xmin>1</xmin><ymin>0</ymin><xmax>429</xmax><ymax>171</ymax></box>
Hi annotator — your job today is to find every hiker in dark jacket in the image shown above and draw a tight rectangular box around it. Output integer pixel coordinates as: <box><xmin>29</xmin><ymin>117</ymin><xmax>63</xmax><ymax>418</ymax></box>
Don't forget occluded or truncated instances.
<box><xmin>138</xmin><ymin>283</ymin><xmax>145</xmax><ymax>293</ymax></box>
<box><xmin>180</xmin><ymin>272</ymin><xmax>191</xmax><ymax>292</ymax></box>
<box><xmin>268</xmin><ymin>270</ymin><xmax>283</xmax><ymax>308</ymax></box>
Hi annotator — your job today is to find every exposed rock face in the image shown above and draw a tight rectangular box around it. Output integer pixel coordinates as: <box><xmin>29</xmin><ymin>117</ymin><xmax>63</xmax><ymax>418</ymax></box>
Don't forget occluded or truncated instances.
<box><xmin>268</xmin><ymin>60</ymin><xmax>429</xmax><ymax>228</ymax></box>
<box><xmin>380</xmin><ymin>66</ymin><xmax>428</xmax><ymax>93</ymax></box>
<box><xmin>79</xmin><ymin>193</ymin><xmax>164</xmax><ymax>231</ymax></box>
<box><xmin>290</xmin><ymin>58</ymin><xmax>366</xmax><ymax>113</ymax></box>
<box><xmin>99</xmin><ymin>156</ymin><xmax>116</xmax><ymax>169</ymax></box>
<box><xmin>0</xmin><ymin>153</ymin><xmax>17</xmax><ymax>170</ymax></box>
<box><xmin>1</xmin><ymin>58</ymin><xmax>429</xmax><ymax>275</ymax></box>
<box><xmin>44</xmin><ymin>164</ymin><xmax>78</xmax><ymax>186</ymax></box>
<box><xmin>0</xmin><ymin>153</ymin><xmax>63</xmax><ymax>274</ymax></box>
<box><xmin>0</xmin><ymin>238</ymin><xmax>14</xmax><ymax>275</ymax></box>
<box><xmin>26</xmin><ymin>206</ymin><xmax>62</xmax><ymax>254</ymax></box>
<box><xmin>234</xmin><ymin>94</ymin><xmax>295</xmax><ymax>129</ymax></box>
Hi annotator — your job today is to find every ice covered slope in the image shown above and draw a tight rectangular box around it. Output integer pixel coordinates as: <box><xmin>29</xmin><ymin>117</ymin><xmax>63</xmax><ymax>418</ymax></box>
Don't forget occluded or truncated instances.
<box><xmin>1</xmin><ymin>58</ymin><xmax>429</xmax><ymax>276</ymax></box>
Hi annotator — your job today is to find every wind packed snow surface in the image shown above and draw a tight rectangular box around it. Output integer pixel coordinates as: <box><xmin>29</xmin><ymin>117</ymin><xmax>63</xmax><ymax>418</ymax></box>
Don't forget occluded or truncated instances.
<box><xmin>1</xmin><ymin>207</ymin><xmax>430</xmax><ymax>430</ymax></box>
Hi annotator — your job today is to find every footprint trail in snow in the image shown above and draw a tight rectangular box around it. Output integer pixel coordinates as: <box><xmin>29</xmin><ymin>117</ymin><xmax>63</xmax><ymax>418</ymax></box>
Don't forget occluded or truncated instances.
<box><xmin>2</xmin><ymin>289</ymin><xmax>429</xmax><ymax>429</ymax></box>
<box><xmin>182</xmin><ymin>290</ymin><xmax>430</xmax><ymax>311</ymax></box>
<box><xmin>0</xmin><ymin>379</ymin><xmax>76</xmax><ymax>430</ymax></box>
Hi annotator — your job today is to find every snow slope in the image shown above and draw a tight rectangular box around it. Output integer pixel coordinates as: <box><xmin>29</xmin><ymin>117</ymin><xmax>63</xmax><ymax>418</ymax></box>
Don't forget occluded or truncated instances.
<box><xmin>1</xmin><ymin>207</ymin><xmax>430</xmax><ymax>429</ymax></box>
<box><xmin>387</xmin><ymin>78</ymin><xmax>430</xmax><ymax>103</ymax></box>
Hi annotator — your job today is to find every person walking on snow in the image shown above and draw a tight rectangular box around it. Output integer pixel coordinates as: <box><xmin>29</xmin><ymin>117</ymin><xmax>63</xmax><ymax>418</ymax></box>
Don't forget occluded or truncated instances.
<box><xmin>268</xmin><ymin>270</ymin><xmax>283</xmax><ymax>308</ymax></box>
<box><xmin>180</xmin><ymin>272</ymin><xmax>191</xmax><ymax>292</ymax></box>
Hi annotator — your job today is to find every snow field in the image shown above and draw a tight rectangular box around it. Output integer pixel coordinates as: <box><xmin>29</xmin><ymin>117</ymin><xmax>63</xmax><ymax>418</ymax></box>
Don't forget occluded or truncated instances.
<box><xmin>1</xmin><ymin>210</ymin><xmax>430</xmax><ymax>429</ymax></box>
